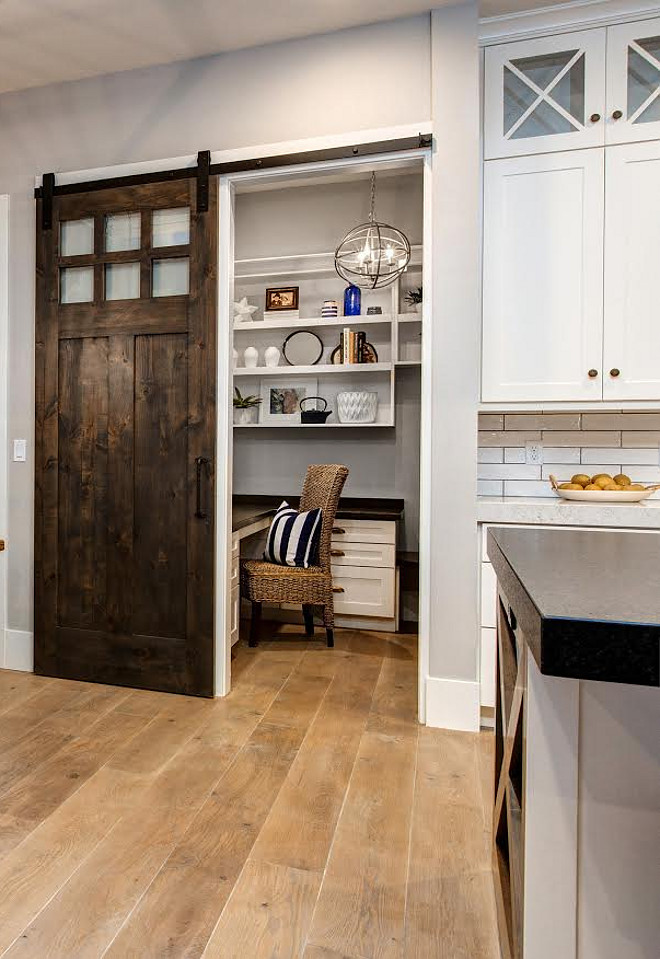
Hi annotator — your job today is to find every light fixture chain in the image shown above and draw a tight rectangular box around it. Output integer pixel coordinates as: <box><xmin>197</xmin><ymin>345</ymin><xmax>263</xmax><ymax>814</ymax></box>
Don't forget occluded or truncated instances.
<box><xmin>369</xmin><ymin>171</ymin><xmax>375</xmax><ymax>223</ymax></box>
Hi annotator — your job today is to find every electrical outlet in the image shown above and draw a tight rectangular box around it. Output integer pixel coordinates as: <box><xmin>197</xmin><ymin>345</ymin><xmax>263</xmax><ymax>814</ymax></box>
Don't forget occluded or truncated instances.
<box><xmin>526</xmin><ymin>442</ymin><xmax>543</xmax><ymax>465</ymax></box>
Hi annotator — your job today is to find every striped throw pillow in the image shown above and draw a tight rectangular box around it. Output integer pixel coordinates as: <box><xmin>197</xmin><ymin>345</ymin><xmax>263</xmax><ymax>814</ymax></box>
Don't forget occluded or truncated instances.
<box><xmin>264</xmin><ymin>501</ymin><xmax>323</xmax><ymax>568</ymax></box>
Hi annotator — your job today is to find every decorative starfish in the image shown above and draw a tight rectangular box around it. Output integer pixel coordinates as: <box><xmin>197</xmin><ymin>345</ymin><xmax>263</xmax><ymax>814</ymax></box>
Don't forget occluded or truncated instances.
<box><xmin>233</xmin><ymin>297</ymin><xmax>258</xmax><ymax>323</ymax></box>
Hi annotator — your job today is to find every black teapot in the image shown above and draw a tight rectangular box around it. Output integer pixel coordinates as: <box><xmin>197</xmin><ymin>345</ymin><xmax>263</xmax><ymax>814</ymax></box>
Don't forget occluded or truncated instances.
<box><xmin>300</xmin><ymin>397</ymin><xmax>331</xmax><ymax>424</ymax></box>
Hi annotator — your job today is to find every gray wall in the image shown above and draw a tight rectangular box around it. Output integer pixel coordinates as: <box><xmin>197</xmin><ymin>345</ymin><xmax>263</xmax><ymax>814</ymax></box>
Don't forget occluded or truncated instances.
<box><xmin>0</xmin><ymin>15</ymin><xmax>431</xmax><ymax>632</ymax></box>
<box><xmin>233</xmin><ymin>174</ymin><xmax>423</xmax><ymax>551</ymax></box>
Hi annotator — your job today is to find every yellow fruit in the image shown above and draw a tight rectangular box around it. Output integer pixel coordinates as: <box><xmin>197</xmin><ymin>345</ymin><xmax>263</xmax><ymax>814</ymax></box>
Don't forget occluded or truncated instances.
<box><xmin>560</xmin><ymin>483</ymin><xmax>584</xmax><ymax>491</ymax></box>
<box><xmin>571</xmin><ymin>474</ymin><xmax>591</xmax><ymax>487</ymax></box>
<box><xmin>594</xmin><ymin>475</ymin><xmax>613</xmax><ymax>489</ymax></box>
<box><xmin>613</xmin><ymin>473</ymin><xmax>631</xmax><ymax>486</ymax></box>
<box><xmin>584</xmin><ymin>483</ymin><xmax>601</xmax><ymax>490</ymax></box>
<box><xmin>628</xmin><ymin>484</ymin><xmax>646</xmax><ymax>491</ymax></box>
<box><xmin>604</xmin><ymin>483</ymin><xmax>623</xmax><ymax>491</ymax></box>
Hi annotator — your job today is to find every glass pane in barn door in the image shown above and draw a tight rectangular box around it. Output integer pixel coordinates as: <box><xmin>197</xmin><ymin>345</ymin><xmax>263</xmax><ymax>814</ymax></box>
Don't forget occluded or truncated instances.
<box><xmin>484</xmin><ymin>29</ymin><xmax>606</xmax><ymax>159</ymax></box>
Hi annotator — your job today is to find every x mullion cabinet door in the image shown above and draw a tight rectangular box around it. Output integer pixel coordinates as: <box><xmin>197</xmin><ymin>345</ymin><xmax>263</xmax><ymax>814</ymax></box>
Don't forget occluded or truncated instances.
<box><xmin>484</xmin><ymin>29</ymin><xmax>607</xmax><ymax>160</ymax></box>
<box><xmin>606</xmin><ymin>17</ymin><xmax>660</xmax><ymax>145</ymax></box>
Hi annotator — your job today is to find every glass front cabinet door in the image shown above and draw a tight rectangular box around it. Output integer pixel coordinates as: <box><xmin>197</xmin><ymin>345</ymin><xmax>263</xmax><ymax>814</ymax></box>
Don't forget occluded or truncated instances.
<box><xmin>484</xmin><ymin>29</ymin><xmax>606</xmax><ymax>159</ymax></box>
<box><xmin>606</xmin><ymin>17</ymin><xmax>660</xmax><ymax>145</ymax></box>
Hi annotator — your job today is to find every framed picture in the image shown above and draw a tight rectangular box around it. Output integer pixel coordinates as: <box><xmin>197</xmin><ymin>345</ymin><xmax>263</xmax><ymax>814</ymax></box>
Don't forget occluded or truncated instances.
<box><xmin>265</xmin><ymin>286</ymin><xmax>299</xmax><ymax>312</ymax></box>
<box><xmin>260</xmin><ymin>378</ymin><xmax>317</xmax><ymax>424</ymax></box>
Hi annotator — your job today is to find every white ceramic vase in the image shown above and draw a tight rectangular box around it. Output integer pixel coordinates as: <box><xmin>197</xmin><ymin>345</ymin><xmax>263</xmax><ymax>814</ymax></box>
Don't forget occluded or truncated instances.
<box><xmin>337</xmin><ymin>391</ymin><xmax>378</xmax><ymax>424</ymax></box>
<box><xmin>243</xmin><ymin>346</ymin><xmax>259</xmax><ymax>369</ymax></box>
<box><xmin>264</xmin><ymin>346</ymin><xmax>280</xmax><ymax>368</ymax></box>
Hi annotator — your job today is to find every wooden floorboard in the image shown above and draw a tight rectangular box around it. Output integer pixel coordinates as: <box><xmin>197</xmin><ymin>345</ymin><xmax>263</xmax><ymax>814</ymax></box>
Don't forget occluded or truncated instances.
<box><xmin>0</xmin><ymin>626</ymin><xmax>500</xmax><ymax>959</ymax></box>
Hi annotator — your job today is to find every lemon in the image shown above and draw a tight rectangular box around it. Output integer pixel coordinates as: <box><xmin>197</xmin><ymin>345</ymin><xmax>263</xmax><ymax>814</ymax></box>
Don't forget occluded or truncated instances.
<box><xmin>571</xmin><ymin>474</ymin><xmax>591</xmax><ymax>487</ymax></box>
<box><xmin>613</xmin><ymin>474</ymin><xmax>631</xmax><ymax>486</ymax></box>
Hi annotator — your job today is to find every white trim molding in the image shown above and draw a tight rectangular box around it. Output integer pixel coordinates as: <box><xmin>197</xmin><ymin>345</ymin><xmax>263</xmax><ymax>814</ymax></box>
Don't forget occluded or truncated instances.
<box><xmin>4</xmin><ymin>629</ymin><xmax>33</xmax><ymax>672</ymax></box>
<box><xmin>480</xmin><ymin>0</ymin><xmax>660</xmax><ymax>45</ymax></box>
<box><xmin>425</xmin><ymin>676</ymin><xmax>481</xmax><ymax>732</ymax></box>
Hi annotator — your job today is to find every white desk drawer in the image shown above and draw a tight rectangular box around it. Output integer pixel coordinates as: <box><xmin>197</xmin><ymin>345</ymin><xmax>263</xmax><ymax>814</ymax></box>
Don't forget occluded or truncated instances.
<box><xmin>330</xmin><ymin>541</ymin><xmax>395</xmax><ymax>569</ymax></box>
<box><xmin>331</xmin><ymin>519</ymin><xmax>395</xmax><ymax>545</ymax></box>
<box><xmin>230</xmin><ymin>585</ymin><xmax>240</xmax><ymax>646</ymax></box>
<box><xmin>331</xmin><ymin>565</ymin><xmax>395</xmax><ymax>618</ymax></box>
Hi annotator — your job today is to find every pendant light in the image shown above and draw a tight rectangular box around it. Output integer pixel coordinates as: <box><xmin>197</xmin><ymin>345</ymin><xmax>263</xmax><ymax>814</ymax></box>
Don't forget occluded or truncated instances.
<box><xmin>334</xmin><ymin>172</ymin><xmax>411</xmax><ymax>289</ymax></box>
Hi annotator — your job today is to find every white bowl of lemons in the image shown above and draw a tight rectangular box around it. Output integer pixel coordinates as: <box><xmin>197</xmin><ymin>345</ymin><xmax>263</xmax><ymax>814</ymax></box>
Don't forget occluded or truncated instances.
<box><xmin>550</xmin><ymin>473</ymin><xmax>660</xmax><ymax>502</ymax></box>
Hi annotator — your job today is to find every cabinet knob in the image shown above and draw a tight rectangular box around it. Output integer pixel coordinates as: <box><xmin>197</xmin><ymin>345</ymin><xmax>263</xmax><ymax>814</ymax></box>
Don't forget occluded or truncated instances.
<box><xmin>588</xmin><ymin>369</ymin><xmax>599</xmax><ymax>378</ymax></box>
<box><xmin>610</xmin><ymin>368</ymin><xmax>621</xmax><ymax>378</ymax></box>
<box><xmin>590</xmin><ymin>113</ymin><xmax>601</xmax><ymax>123</ymax></box>
<box><xmin>612</xmin><ymin>109</ymin><xmax>623</xmax><ymax>120</ymax></box>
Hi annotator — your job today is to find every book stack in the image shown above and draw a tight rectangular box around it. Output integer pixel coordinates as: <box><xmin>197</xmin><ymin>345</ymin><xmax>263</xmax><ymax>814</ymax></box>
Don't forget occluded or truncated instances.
<box><xmin>263</xmin><ymin>310</ymin><xmax>300</xmax><ymax>322</ymax></box>
<box><xmin>340</xmin><ymin>328</ymin><xmax>367</xmax><ymax>363</ymax></box>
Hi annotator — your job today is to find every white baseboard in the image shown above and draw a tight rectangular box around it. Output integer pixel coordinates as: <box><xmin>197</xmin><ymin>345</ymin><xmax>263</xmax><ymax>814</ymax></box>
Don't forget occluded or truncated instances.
<box><xmin>4</xmin><ymin>629</ymin><xmax>34</xmax><ymax>672</ymax></box>
<box><xmin>425</xmin><ymin>675</ymin><xmax>480</xmax><ymax>732</ymax></box>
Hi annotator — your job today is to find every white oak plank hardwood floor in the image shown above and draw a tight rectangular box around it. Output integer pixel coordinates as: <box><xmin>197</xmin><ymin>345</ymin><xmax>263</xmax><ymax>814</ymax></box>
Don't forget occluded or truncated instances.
<box><xmin>0</xmin><ymin>624</ymin><xmax>499</xmax><ymax>958</ymax></box>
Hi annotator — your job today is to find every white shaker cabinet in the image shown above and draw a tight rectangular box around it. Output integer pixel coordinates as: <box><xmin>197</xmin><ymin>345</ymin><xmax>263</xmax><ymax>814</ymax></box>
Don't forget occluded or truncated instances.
<box><xmin>482</xmin><ymin>149</ymin><xmax>604</xmax><ymax>403</ymax></box>
<box><xmin>606</xmin><ymin>17</ymin><xmax>660</xmax><ymax>146</ymax></box>
<box><xmin>603</xmin><ymin>140</ymin><xmax>660</xmax><ymax>401</ymax></box>
<box><xmin>484</xmin><ymin>29</ymin><xmax>606</xmax><ymax>160</ymax></box>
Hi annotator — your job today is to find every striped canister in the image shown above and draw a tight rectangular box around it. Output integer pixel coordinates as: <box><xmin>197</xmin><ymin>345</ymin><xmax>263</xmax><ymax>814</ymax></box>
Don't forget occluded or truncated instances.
<box><xmin>321</xmin><ymin>299</ymin><xmax>339</xmax><ymax>318</ymax></box>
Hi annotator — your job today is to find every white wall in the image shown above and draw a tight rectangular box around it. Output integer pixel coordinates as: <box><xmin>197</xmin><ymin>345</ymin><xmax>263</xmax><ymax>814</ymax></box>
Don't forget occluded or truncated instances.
<box><xmin>0</xmin><ymin>14</ymin><xmax>431</xmax><ymax>635</ymax></box>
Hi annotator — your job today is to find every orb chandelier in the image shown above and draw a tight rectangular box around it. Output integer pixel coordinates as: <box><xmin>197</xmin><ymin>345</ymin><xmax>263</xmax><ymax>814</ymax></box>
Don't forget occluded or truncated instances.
<box><xmin>334</xmin><ymin>172</ymin><xmax>411</xmax><ymax>289</ymax></box>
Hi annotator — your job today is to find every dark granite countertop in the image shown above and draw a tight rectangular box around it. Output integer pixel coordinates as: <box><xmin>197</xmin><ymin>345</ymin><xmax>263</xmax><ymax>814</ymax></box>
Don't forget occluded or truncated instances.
<box><xmin>487</xmin><ymin>527</ymin><xmax>660</xmax><ymax>687</ymax></box>
<box><xmin>232</xmin><ymin>495</ymin><xmax>404</xmax><ymax>533</ymax></box>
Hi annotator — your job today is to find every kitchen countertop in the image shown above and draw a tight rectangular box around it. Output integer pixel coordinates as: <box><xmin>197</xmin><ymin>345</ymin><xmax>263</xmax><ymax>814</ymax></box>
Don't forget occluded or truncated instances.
<box><xmin>232</xmin><ymin>495</ymin><xmax>404</xmax><ymax>533</ymax></box>
<box><xmin>487</xmin><ymin>526</ymin><xmax>660</xmax><ymax>687</ymax></box>
<box><xmin>478</xmin><ymin>495</ymin><xmax>660</xmax><ymax>529</ymax></box>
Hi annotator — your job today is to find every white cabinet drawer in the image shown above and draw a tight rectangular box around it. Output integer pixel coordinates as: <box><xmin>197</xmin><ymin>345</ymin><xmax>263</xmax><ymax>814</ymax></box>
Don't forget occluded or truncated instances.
<box><xmin>331</xmin><ymin>519</ymin><xmax>395</xmax><ymax>545</ymax></box>
<box><xmin>480</xmin><ymin>627</ymin><xmax>497</xmax><ymax>709</ymax></box>
<box><xmin>481</xmin><ymin>561</ymin><xmax>497</xmax><ymax>629</ymax></box>
<box><xmin>331</xmin><ymin>565</ymin><xmax>395</xmax><ymax>618</ymax></box>
<box><xmin>330</xmin><ymin>541</ymin><xmax>395</xmax><ymax>569</ymax></box>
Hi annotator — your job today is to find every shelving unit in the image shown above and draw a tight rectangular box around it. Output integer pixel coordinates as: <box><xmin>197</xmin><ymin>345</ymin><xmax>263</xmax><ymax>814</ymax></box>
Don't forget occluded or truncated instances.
<box><xmin>232</xmin><ymin>245</ymin><xmax>422</xmax><ymax>428</ymax></box>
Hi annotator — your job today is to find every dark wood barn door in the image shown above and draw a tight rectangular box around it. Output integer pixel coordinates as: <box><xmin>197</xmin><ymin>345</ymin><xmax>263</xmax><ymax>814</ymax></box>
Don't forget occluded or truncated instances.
<box><xmin>35</xmin><ymin>178</ymin><xmax>217</xmax><ymax>695</ymax></box>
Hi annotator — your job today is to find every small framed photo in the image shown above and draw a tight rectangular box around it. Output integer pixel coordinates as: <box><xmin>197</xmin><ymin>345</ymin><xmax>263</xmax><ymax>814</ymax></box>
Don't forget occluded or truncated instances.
<box><xmin>265</xmin><ymin>286</ymin><xmax>299</xmax><ymax>312</ymax></box>
<box><xmin>260</xmin><ymin>378</ymin><xmax>317</xmax><ymax>424</ymax></box>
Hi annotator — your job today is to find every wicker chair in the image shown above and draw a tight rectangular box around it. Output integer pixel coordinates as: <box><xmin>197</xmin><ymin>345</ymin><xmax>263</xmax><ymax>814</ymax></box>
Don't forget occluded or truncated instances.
<box><xmin>241</xmin><ymin>464</ymin><xmax>349</xmax><ymax>648</ymax></box>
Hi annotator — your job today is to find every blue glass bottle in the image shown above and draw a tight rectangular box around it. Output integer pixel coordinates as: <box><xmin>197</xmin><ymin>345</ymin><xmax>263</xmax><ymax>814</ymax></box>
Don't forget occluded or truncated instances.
<box><xmin>343</xmin><ymin>284</ymin><xmax>361</xmax><ymax>316</ymax></box>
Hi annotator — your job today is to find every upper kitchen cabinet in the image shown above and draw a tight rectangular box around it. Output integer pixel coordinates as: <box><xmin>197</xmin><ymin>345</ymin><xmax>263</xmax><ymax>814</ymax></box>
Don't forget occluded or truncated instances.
<box><xmin>482</xmin><ymin>150</ymin><xmax>604</xmax><ymax>403</ymax></box>
<box><xmin>606</xmin><ymin>17</ymin><xmax>660</xmax><ymax>145</ymax></box>
<box><xmin>603</xmin><ymin>140</ymin><xmax>660</xmax><ymax>401</ymax></box>
<box><xmin>484</xmin><ymin>29</ymin><xmax>606</xmax><ymax>159</ymax></box>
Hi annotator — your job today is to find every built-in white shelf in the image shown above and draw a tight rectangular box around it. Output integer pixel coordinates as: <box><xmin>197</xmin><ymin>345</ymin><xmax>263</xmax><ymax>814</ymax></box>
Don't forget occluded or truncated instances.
<box><xmin>233</xmin><ymin>420</ymin><xmax>394</xmax><ymax>429</ymax></box>
<box><xmin>397</xmin><ymin>313</ymin><xmax>422</xmax><ymax>324</ymax></box>
<box><xmin>395</xmin><ymin>359</ymin><xmax>421</xmax><ymax>367</ymax></box>
<box><xmin>233</xmin><ymin>314</ymin><xmax>395</xmax><ymax>332</ymax></box>
<box><xmin>234</xmin><ymin>362</ymin><xmax>392</xmax><ymax>377</ymax></box>
<box><xmin>234</xmin><ymin>246</ymin><xmax>423</xmax><ymax>281</ymax></box>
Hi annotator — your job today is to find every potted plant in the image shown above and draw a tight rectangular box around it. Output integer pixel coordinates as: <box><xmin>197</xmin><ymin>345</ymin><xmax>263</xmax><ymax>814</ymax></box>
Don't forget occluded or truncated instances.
<box><xmin>233</xmin><ymin>387</ymin><xmax>262</xmax><ymax>425</ymax></box>
<box><xmin>403</xmin><ymin>286</ymin><xmax>423</xmax><ymax>313</ymax></box>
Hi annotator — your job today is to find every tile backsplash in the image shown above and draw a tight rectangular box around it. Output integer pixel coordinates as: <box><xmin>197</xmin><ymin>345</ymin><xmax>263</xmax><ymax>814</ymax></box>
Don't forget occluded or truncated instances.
<box><xmin>478</xmin><ymin>412</ymin><xmax>660</xmax><ymax>497</ymax></box>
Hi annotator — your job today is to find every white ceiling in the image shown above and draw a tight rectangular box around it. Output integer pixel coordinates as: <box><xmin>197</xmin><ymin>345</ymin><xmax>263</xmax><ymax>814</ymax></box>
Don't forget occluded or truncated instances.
<box><xmin>0</xmin><ymin>0</ymin><xmax>574</xmax><ymax>96</ymax></box>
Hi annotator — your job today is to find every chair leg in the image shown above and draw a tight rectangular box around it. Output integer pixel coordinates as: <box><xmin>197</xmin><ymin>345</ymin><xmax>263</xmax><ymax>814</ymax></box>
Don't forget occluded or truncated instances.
<box><xmin>325</xmin><ymin>627</ymin><xmax>334</xmax><ymax>648</ymax></box>
<box><xmin>302</xmin><ymin>605</ymin><xmax>315</xmax><ymax>637</ymax></box>
<box><xmin>249</xmin><ymin>601</ymin><xmax>262</xmax><ymax>648</ymax></box>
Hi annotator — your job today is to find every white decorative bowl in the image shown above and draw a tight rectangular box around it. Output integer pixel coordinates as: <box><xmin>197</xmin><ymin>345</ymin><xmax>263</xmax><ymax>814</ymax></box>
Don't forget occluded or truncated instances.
<box><xmin>337</xmin><ymin>391</ymin><xmax>378</xmax><ymax>424</ymax></box>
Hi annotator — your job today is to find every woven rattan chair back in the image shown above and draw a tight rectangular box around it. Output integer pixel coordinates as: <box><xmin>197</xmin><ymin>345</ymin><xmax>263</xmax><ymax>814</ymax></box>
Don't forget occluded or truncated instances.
<box><xmin>299</xmin><ymin>464</ymin><xmax>349</xmax><ymax>571</ymax></box>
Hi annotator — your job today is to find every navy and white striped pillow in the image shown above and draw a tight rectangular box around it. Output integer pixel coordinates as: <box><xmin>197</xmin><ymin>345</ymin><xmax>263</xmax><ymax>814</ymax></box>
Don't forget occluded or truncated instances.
<box><xmin>264</xmin><ymin>501</ymin><xmax>323</xmax><ymax>568</ymax></box>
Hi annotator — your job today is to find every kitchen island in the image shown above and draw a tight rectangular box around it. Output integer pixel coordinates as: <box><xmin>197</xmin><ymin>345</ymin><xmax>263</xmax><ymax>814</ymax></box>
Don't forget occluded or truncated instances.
<box><xmin>487</xmin><ymin>527</ymin><xmax>660</xmax><ymax>959</ymax></box>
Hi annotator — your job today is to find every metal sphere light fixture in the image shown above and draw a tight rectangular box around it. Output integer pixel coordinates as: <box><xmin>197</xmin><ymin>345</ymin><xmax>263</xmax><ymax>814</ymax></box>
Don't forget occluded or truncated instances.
<box><xmin>334</xmin><ymin>172</ymin><xmax>411</xmax><ymax>290</ymax></box>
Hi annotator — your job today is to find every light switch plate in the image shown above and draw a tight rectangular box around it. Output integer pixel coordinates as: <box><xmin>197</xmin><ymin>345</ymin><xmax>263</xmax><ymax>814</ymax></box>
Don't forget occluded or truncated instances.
<box><xmin>13</xmin><ymin>438</ymin><xmax>27</xmax><ymax>462</ymax></box>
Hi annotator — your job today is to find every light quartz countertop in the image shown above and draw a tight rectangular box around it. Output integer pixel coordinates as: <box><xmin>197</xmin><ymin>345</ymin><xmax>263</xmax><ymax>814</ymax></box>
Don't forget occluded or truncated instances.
<box><xmin>477</xmin><ymin>495</ymin><xmax>660</xmax><ymax>530</ymax></box>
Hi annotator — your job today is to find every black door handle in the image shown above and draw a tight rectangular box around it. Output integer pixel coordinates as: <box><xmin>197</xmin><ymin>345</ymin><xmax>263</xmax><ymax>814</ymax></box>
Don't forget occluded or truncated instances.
<box><xmin>195</xmin><ymin>456</ymin><xmax>211</xmax><ymax>519</ymax></box>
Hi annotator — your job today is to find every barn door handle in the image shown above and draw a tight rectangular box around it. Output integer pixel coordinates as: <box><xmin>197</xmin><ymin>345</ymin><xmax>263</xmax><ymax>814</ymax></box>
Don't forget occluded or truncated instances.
<box><xmin>195</xmin><ymin>456</ymin><xmax>211</xmax><ymax>519</ymax></box>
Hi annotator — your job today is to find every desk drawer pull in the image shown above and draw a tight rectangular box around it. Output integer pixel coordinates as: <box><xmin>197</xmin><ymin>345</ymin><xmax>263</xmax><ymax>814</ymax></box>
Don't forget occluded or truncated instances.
<box><xmin>332</xmin><ymin>527</ymin><xmax>346</xmax><ymax>535</ymax></box>
<box><xmin>332</xmin><ymin>586</ymin><xmax>345</xmax><ymax>593</ymax></box>
<box><xmin>330</xmin><ymin>549</ymin><xmax>345</xmax><ymax>557</ymax></box>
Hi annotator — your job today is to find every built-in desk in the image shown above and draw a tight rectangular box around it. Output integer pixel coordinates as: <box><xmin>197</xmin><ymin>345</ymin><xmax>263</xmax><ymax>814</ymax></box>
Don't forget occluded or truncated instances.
<box><xmin>231</xmin><ymin>496</ymin><xmax>405</xmax><ymax>638</ymax></box>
